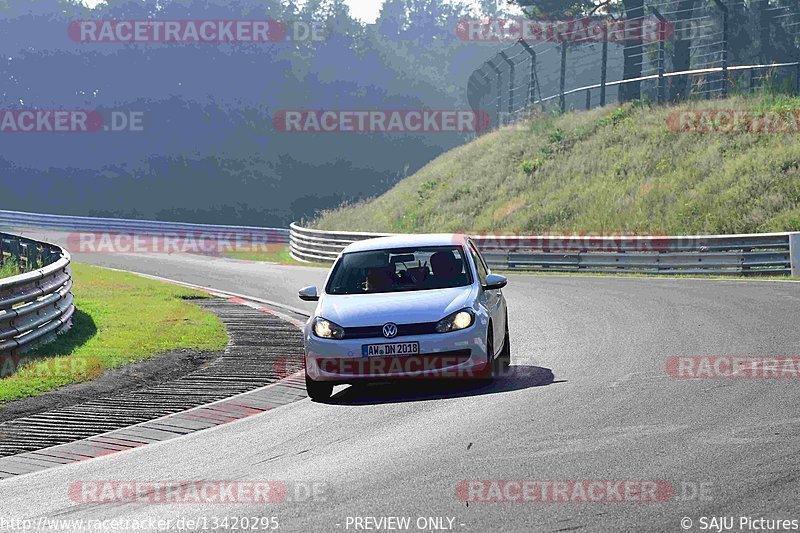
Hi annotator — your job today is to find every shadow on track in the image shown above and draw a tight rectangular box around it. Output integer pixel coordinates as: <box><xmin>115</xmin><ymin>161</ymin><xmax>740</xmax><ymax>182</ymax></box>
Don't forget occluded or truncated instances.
<box><xmin>328</xmin><ymin>365</ymin><xmax>559</xmax><ymax>405</ymax></box>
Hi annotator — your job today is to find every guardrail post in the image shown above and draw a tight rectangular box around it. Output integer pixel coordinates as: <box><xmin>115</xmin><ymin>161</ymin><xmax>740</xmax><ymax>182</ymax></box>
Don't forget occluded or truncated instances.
<box><xmin>791</xmin><ymin>233</ymin><xmax>800</xmax><ymax>277</ymax></box>
<box><xmin>20</xmin><ymin>242</ymin><xmax>30</xmax><ymax>271</ymax></box>
<box><xmin>26</xmin><ymin>243</ymin><xmax>39</xmax><ymax>270</ymax></box>
<box><xmin>9</xmin><ymin>239</ymin><xmax>20</xmax><ymax>270</ymax></box>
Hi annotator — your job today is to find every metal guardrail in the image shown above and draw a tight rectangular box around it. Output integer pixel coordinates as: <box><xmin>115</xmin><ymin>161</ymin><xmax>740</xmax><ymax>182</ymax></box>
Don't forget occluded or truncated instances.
<box><xmin>0</xmin><ymin>209</ymin><xmax>290</xmax><ymax>243</ymax></box>
<box><xmin>290</xmin><ymin>223</ymin><xmax>800</xmax><ymax>277</ymax></box>
<box><xmin>0</xmin><ymin>232</ymin><xmax>74</xmax><ymax>358</ymax></box>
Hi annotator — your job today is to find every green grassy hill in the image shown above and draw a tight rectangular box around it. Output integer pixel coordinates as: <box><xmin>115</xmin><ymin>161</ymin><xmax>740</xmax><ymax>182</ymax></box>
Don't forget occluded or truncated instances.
<box><xmin>314</xmin><ymin>94</ymin><xmax>800</xmax><ymax>235</ymax></box>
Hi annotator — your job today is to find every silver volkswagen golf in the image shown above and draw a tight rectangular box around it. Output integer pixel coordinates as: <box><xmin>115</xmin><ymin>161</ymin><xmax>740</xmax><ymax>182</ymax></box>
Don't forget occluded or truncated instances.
<box><xmin>298</xmin><ymin>234</ymin><xmax>510</xmax><ymax>401</ymax></box>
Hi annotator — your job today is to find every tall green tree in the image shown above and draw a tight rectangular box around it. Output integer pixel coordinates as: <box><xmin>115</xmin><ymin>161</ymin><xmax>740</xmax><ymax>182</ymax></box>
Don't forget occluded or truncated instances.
<box><xmin>512</xmin><ymin>0</ymin><xmax>597</xmax><ymax>17</ymax></box>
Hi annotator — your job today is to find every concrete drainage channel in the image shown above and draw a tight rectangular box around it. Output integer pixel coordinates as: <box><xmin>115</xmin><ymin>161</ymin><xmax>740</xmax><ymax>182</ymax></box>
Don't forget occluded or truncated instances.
<box><xmin>0</xmin><ymin>294</ymin><xmax>310</xmax><ymax>479</ymax></box>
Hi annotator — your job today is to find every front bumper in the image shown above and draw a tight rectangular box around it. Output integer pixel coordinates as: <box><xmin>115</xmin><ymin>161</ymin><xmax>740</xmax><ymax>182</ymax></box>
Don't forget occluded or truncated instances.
<box><xmin>304</xmin><ymin>325</ymin><xmax>489</xmax><ymax>382</ymax></box>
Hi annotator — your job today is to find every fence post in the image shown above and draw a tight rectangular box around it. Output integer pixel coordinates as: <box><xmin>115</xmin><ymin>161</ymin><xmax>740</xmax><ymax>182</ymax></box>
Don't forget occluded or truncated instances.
<box><xmin>652</xmin><ymin>8</ymin><xmax>667</xmax><ymax>104</ymax></box>
<box><xmin>519</xmin><ymin>40</ymin><xmax>537</xmax><ymax>108</ymax></box>
<box><xmin>500</xmin><ymin>50</ymin><xmax>515</xmax><ymax>120</ymax></box>
<box><xmin>791</xmin><ymin>233</ymin><xmax>800</xmax><ymax>277</ymax></box>
<box><xmin>600</xmin><ymin>32</ymin><xmax>608</xmax><ymax>106</ymax></box>
<box><xmin>795</xmin><ymin>62</ymin><xmax>800</xmax><ymax>95</ymax></box>
<box><xmin>712</xmin><ymin>0</ymin><xmax>729</xmax><ymax>96</ymax></box>
<box><xmin>559</xmin><ymin>42</ymin><xmax>567</xmax><ymax>113</ymax></box>
<box><xmin>488</xmin><ymin>59</ymin><xmax>502</xmax><ymax>127</ymax></box>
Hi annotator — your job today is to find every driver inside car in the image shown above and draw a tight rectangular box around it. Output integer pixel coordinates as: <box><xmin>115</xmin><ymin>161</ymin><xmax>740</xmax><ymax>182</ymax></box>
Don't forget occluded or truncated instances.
<box><xmin>366</xmin><ymin>265</ymin><xmax>396</xmax><ymax>292</ymax></box>
<box><xmin>430</xmin><ymin>250</ymin><xmax>462</xmax><ymax>283</ymax></box>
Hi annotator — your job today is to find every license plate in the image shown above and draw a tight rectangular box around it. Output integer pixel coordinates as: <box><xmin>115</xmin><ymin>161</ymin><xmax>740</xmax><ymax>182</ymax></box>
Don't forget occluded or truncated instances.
<box><xmin>362</xmin><ymin>342</ymin><xmax>420</xmax><ymax>357</ymax></box>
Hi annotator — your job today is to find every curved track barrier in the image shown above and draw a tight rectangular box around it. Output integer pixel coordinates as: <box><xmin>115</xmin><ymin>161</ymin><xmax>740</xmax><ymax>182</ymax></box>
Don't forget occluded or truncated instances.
<box><xmin>0</xmin><ymin>232</ymin><xmax>74</xmax><ymax>358</ymax></box>
<box><xmin>291</xmin><ymin>223</ymin><xmax>800</xmax><ymax>277</ymax></box>
<box><xmin>0</xmin><ymin>209</ymin><xmax>289</xmax><ymax>244</ymax></box>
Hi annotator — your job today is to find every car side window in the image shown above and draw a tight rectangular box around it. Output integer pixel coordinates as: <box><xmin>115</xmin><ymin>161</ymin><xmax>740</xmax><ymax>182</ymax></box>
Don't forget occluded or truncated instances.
<box><xmin>467</xmin><ymin>242</ymin><xmax>488</xmax><ymax>285</ymax></box>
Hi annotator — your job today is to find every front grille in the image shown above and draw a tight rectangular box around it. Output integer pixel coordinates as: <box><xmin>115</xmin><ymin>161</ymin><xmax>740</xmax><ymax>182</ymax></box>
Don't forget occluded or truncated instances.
<box><xmin>343</xmin><ymin>322</ymin><xmax>439</xmax><ymax>339</ymax></box>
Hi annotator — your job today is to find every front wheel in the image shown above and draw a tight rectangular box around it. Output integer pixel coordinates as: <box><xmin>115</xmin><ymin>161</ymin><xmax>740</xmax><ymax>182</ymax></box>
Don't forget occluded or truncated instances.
<box><xmin>305</xmin><ymin>373</ymin><xmax>333</xmax><ymax>401</ymax></box>
<box><xmin>475</xmin><ymin>329</ymin><xmax>494</xmax><ymax>383</ymax></box>
<box><xmin>497</xmin><ymin>321</ymin><xmax>511</xmax><ymax>371</ymax></box>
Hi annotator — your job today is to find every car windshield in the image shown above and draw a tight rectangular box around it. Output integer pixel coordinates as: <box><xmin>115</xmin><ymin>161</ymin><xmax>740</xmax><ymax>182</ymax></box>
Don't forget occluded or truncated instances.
<box><xmin>325</xmin><ymin>246</ymin><xmax>472</xmax><ymax>295</ymax></box>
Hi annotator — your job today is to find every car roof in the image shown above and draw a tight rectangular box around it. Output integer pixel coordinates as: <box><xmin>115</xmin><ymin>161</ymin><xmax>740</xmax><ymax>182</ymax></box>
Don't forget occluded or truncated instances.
<box><xmin>342</xmin><ymin>233</ymin><xmax>469</xmax><ymax>254</ymax></box>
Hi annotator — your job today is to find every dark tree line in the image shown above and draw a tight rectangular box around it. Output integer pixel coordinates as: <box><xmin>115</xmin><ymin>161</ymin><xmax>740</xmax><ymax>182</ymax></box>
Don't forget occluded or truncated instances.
<box><xmin>0</xmin><ymin>0</ymin><xmax>504</xmax><ymax>224</ymax></box>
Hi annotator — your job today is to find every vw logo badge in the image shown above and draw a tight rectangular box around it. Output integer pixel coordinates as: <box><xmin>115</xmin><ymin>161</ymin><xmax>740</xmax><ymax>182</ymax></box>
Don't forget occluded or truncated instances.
<box><xmin>382</xmin><ymin>323</ymin><xmax>398</xmax><ymax>338</ymax></box>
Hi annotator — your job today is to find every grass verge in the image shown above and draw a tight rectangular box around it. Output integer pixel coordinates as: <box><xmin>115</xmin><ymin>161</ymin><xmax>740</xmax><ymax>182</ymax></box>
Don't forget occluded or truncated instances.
<box><xmin>224</xmin><ymin>245</ymin><xmax>327</xmax><ymax>267</ymax></box>
<box><xmin>0</xmin><ymin>263</ymin><xmax>228</xmax><ymax>404</ymax></box>
<box><xmin>314</xmin><ymin>93</ymin><xmax>800</xmax><ymax>235</ymax></box>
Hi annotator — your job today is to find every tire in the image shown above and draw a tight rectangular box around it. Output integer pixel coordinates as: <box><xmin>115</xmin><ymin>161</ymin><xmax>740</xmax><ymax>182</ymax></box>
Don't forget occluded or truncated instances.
<box><xmin>305</xmin><ymin>373</ymin><xmax>333</xmax><ymax>401</ymax></box>
<box><xmin>475</xmin><ymin>328</ymin><xmax>494</xmax><ymax>383</ymax></box>
<box><xmin>497</xmin><ymin>321</ymin><xmax>511</xmax><ymax>372</ymax></box>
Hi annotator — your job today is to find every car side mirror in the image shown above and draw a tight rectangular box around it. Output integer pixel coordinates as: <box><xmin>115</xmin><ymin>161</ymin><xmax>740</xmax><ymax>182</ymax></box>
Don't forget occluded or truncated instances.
<box><xmin>483</xmin><ymin>274</ymin><xmax>507</xmax><ymax>291</ymax></box>
<box><xmin>298</xmin><ymin>286</ymin><xmax>319</xmax><ymax>301</ymax></box>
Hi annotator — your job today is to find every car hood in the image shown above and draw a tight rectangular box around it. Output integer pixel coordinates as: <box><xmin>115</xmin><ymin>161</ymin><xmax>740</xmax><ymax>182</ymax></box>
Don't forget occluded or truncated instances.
<box><xmin>317</xmin><ymin>286</ymin><xmax>474</xmax><ymax>327</ymax></box>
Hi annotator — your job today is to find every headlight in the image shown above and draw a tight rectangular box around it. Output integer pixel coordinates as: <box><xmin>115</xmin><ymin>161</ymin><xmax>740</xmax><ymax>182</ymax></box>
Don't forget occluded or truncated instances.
<box><xmin>435</xmin><ymin>309</ymin><xmax>475</xmax><ymax>333</ymax></box>
<box><xmin>313</xmin><ymin>317</ymin><xmax>345</xmax><ymax>339</ymax></box>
